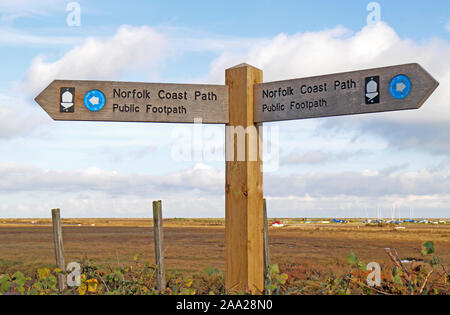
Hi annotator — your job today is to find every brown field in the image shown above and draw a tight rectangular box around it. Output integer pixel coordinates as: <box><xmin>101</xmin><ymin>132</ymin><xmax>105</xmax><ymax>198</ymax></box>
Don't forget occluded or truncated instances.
<box><xmin>0</xmin><ymin>218</ymin><xmax>449</xmax><ymax>277</ymax></box>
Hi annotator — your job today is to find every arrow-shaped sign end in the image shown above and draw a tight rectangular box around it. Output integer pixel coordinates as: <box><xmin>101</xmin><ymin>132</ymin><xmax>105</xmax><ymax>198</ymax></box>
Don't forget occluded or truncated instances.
<box><xmin>34</xmin><ymin>80</ymin><xmax>59</xmax><ymax>121</ymax></box>
<box><xmin>415</xmin><ymin>63</ymin><xmax>439</xmax><ymax>110</ymax></box>
<box><xmin>34</xmin><ymin>92</ymin><xmax>44</xmax><ymax>109</ymax></box>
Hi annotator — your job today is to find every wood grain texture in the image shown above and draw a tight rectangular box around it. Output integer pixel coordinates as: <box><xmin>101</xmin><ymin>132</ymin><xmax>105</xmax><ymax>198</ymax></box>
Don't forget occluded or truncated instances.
<box><xmin>225</xmin><ymin>64</ymin><xmax>264</xmax><ymax>294</ymax></box>
<box><xmin>51</xmin><ymin>208</ymin><xmax>65</xmax><ymax>292</ymax></box>
<box><xmin>254</xmin><ymin>63</ymin><xmax>438</xmax><ymax>122</ymax></box>
<box><xmin>152</xmin><ymin>200</ymin><xmax>166</xmax><ymax>291</ymax></box>
<box><xmin>35</xmin><ymin>80</ymin><xmax>229</xmax><ymax>124</ymax></box>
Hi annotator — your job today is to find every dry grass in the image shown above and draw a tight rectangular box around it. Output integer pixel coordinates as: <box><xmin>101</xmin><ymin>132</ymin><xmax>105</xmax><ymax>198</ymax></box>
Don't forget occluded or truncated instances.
<box><xmin>0</xmin><ymin>219</ymin><xmax>449</xmax><ymax>278</ymax></box>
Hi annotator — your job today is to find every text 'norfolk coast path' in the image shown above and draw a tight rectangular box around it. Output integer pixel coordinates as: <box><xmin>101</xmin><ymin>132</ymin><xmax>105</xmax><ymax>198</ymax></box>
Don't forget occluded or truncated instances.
<box><xmin>35</xmin><ymin>80</ymin><xmax>229</xmax><ymax>124</ymax></box>
<box><xmin>254</xmin><ymin>63</ymin><xmax>439</xmax><ymax>122</ymax></box>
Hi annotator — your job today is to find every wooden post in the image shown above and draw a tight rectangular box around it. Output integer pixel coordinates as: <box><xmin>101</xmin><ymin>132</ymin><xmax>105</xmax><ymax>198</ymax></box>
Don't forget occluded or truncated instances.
<box><xmin>225</xmin><ymin>63</ymin><xmax>264</xmax><ymax>294</ymax></box>
<box><xmin>51</xmin><ymin>208</ymin><xmax>65</xmax><ymax>292</ymax></box>
<box><xmin>152</xmin><ymin>200</ymin><xmax>166</xmax><ymax>291</ymax></box>
<box><xmin>263</xmin><ymin>198</ymin><xmax>270</xmax><ymax>278</ymax></box>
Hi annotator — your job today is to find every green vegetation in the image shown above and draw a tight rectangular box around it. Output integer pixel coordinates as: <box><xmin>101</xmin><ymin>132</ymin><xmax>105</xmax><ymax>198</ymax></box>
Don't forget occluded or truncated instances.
<box><xmin>0</xmin><ymin>241</ymin><xmax>447</xmax><ymax>295</ymax></box>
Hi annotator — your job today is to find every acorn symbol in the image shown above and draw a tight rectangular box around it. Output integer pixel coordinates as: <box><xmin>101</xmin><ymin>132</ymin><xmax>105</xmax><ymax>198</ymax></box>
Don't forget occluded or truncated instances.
<box><xmin>366</xmin><ymin>78</ymin><xmax>378</xmax><ymax>102</ymax></box>
<box><xmin>61</xmin><ymin>90</ymin><xmax>74</xmax><ymax>109</ymax></box>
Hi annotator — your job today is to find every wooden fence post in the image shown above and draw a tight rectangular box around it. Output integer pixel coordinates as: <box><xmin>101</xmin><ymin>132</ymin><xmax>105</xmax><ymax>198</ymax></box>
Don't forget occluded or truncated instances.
<box><xmin>51</xmin><ymin>208</ymin><xmax>65</xmax><ymax>292</ymax></box>
<box><xmin>263</xmin><ymin>198</ymin><xmax>270</xmax><ymax>279</ymax></box>
<box><xmin>152</xmin><ymin>200</ymin><xmax>166</xmax><ymax>291</ymax></box>
<box><xmin>225</xmin><ymin>63</ymin><xmax>264</xmax><ymax>294</ymax></box>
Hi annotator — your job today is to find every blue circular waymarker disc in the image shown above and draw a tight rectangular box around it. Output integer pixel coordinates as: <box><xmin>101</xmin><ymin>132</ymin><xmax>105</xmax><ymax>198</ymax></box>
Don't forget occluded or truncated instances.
<box><xmin>84</xmin><ymin>90</ymin><xmax>106</xmax><ymax>112</ymax></box>
<box><xmin>389</xmin><ymin>75</ymin><xmax>412</xmax><ymax>99</ymax></box>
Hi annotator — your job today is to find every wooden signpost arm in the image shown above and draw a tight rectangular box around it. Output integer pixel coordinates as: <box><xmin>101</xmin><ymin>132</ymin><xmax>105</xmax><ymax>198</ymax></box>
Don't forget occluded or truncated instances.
<box><xmin>225</xmin><ymin>64</ymin><xmax>264</xmax><ymax>294</ymax></box>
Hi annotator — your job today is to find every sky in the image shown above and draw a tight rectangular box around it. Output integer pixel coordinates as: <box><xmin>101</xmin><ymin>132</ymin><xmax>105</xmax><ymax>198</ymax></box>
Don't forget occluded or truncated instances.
<box><xmin>0</xmin><ymin>0</ymin><xmax>449</xmax><ymax>218</ymax></box>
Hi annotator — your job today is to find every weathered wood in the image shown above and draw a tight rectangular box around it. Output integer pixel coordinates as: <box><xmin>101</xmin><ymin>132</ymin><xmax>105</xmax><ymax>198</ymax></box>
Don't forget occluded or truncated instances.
<box><xmin>35</xmin><ymin>80</ymin><xmax>229</xmax><ymax>124</ymax></box>
<box><xmin>152</xmin><ymin>200</ymin><xmax>166</xmax><ymax>291</ymax></box>
<box><xmin>51</xmin><ymin>208</ymin><xmax>65</xmax><ymax>292</ymax></box>
<box><xmin>263</xmin><ymin>198</ymin><xmax>270</xmax><ymax>279</ymax></box>
<box><xmin>225</xmin><ymin>63</ymin><xmax>264</xmax><ymax>294</ymax></box>
<box><xmin>254</xmin><ymin>63</ymin><xmax>439</xmax><ymax>122</ymax></box>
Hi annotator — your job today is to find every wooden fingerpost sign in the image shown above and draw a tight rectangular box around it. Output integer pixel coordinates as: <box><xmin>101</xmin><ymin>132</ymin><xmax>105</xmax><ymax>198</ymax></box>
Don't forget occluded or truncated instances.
<box><xmin>36</xmin><ymin>62</ymin><xmax>438</xmax><ymax>296</ymax></box>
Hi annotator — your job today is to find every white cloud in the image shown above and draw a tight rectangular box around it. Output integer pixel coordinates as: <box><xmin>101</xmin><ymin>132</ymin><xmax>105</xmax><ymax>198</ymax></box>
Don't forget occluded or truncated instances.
<box><xmin>196</xmin><ymin>22</ymin><xmax>450</xmax><ymax>156</ymax></box>
<box><xmin>203</xmin><ymin>22</ymin><xmax>450</xmax><ymax>125</ymax></box>
<box><xmin>0</xmin><ymin>192</ymin><xmax>225</xmax><ymax>218</ymax></box>
<box><xmin>0</xmin><ymin>162</ymin><xmax>225</xmax><ymax>218</ymax></box>
<box><xmin>0</xmin><ymin>162</ymin><xmax>223</xmax><ymax>195</ymax></box>
<box><xmin>0</xmin><ymin>162</ymin><xmax>449</xmax><ymax>218</ymax></box>
<box><xmin>281</xmin><ymin>150</ymin><xmax>365</xmax><ymax>165</ymax></box>
<box><xmin>23</xmin><ymin>25</ymin><xmax>169</xmax><ymax>96</ymax></box>
<box><xmin>446</xmin><ymin>19</ymin><xmax>450</xmax><ymax>32</ymax></box>
<box><xmin>282</xmin><ymin>151</ymin><xmax>330</xmax><ymax>165</ymax></box>
<box><xmin>348</xmin><ymin>119</ymin><xmax>450</xmax><ymax>155</ymax></box>
<box><xmin>265</xmin><ymin>168</ymin><xmax>450</xmax><ymax>198</ymax></box>
<box><xmin>0</xmin><ymin>93</ymin><xmax>48</xmax><ymax>138</ymax></box>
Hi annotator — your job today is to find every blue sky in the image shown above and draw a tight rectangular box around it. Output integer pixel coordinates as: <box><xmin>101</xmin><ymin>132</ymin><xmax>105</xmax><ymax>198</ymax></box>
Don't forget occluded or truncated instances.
<box><xmin>0</xmin><ymin>0</ymin><xmax>449</xmax><ymax>218</ymax></box>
